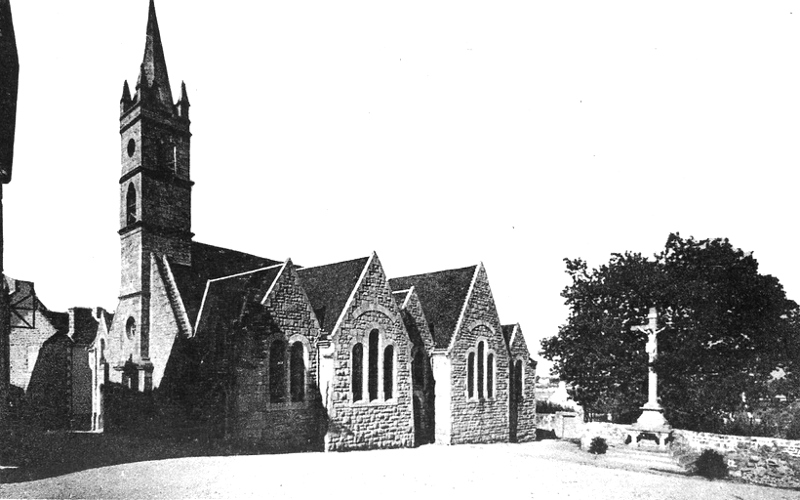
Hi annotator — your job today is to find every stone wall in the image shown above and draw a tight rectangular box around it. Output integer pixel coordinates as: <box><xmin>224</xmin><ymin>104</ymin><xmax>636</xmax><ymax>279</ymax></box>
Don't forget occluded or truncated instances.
<box><xmin>148</xmin><ymin>256</ymin><xmax>181</xmax><ymax>388</ymax></box>
<box><xmin>9</xmin><ymin>299</ymin><xmax>61</xmax><ymax>392</ymax></box>
<box><xmin>672</xmin><ymin>430</ymin><xmax>800</xmax><ymax>489</ymax></box>
<box><xmin>232</xmin><ymin>264</ymin><xmax>325</xmax><ymax>451</ymax></box>
<box><xmin>325</xmin><ymin>255</ymin><xmax>414</xmax><ymax>451</ymax></box>
<box><xmin>449</xmin><ymin>265</ymin><xmax>509</xmax><ymax>445</ymax></box>
<box><xmin>509</xmin><ymin>325</ymin><xmax>536</xmax><ymax>443</ymax></box>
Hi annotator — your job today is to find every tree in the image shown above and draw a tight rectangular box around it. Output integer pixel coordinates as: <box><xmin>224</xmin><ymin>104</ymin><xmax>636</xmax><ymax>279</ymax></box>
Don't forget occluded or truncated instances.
<box><xmin>541</xmin><ymin>233</ymin><xmax>800</xmax><ymax>431</ymax></box>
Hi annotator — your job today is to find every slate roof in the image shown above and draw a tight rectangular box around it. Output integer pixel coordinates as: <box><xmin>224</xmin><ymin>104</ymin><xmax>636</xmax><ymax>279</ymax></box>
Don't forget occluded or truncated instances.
<box><xmin>391</xmin><ymin>289</ymin><xmax>411</xmax><ymax>308</ymax></box>
<box><xmin>170</xmin><ymin>242</ymin><xmax>281</xmax><ymax>324</ymax></box>
<box><xmin>41</xmin><ymin>309</ymin><xmax>69</xmax><ymax>335</ymax></box>
<box><xmin>502</xmin><ymin>324</ymin><xmax>516</xmax><ymax>346</ymax></box>
<box><xmin>296</xmin><ymin>257</ymin><xmax>369</xmax><ymax>332</ymax></box>
<box><xmin>389</xmin><ymin>265</ymin><xmax>477</xmax><ymax>349</ymax></box>
<box><xmin>194</xmin><ymin>264</ymin><xmax>284</xmax><ymax>337</ymax></box>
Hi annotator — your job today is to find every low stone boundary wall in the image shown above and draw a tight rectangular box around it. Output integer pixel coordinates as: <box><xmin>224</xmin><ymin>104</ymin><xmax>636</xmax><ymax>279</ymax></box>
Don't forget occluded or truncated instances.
<box><xmin>671</xmin><ymin>430</ymin><xmax>800</xmax><ymax>489</ymax></box>
<box><xmin>534</xmin><ymin>412</ymin><xmax>582</xmax><ymax>439</ymax></box>
<box><xmin>546</xmin><ymin>419</ymin><xmax>800</xmax><ymax>489</ymax></box>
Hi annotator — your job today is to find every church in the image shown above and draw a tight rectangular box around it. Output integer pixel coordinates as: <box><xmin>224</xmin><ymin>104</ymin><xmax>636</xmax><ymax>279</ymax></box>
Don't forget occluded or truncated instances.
<box><xmin>14</xmin><ymin>0</ymin><xmax>537</xmax><ymax>452</ymax></box>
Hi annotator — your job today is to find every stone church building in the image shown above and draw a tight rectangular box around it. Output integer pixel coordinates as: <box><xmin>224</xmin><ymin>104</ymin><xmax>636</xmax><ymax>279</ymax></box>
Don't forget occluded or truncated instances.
<box><xmin>10</xmin><ymin>1</ymin><xmax>537</xmax><ymax>452</ymax></box>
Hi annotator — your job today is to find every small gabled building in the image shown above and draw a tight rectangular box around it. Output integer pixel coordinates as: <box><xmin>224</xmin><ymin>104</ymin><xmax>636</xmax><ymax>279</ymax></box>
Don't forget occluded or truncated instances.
<box><xmin>298</xmin><ymin>253</ymin><xmax>414</xmax><ymax>451</ymax></box>
<box><xmin>503</xmin><ymin>323</ymin><xmax>536</xmax><ymax>442</ymax></box>
<box><xmin>193</xmin><ymin>260</ymin><xmax>326</xmax><ymax>451</ymax></box>
<box><xmin>390</xmin><ymin>263</ymin><xmax>511</xmax><ymax>445</ymax></box>
<box><xmin>392</xmin><ymin>286</ymin><xmax>436</xmax><ymax>445</ymax></box>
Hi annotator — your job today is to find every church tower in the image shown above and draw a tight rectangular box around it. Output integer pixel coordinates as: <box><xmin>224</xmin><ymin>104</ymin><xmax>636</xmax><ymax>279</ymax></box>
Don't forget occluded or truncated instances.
<box><xmin>114</xmin><ymin>0</ymin><xmax>192</xmax><ymax>390</ymax></box>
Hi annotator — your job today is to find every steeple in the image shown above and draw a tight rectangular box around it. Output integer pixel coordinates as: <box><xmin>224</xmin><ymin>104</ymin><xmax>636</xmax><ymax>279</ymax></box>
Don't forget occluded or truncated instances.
<box><xmin>139</xmin><ymin>0</ymin><xmax>173</xmax><ymax>110</ymax></box>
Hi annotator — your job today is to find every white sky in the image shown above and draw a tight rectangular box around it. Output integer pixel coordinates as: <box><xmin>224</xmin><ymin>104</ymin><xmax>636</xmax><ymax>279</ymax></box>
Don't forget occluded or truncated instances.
<box><xmin>5</xmin><ymin>1</ymin><xmax>800</xmax><ymax>375</ymax></box>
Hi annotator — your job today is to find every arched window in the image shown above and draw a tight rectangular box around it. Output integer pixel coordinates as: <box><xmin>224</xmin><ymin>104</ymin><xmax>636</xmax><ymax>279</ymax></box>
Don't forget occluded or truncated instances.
<box><xmin>125</xmin><ymin>317</ymin><xmax>136</xmax><ymax>340</ymax></box>
<box><xmin>383</xmin><ymin>345</ymin><xmax>394</xmax><ymax>400</ymax></box>
<box><xmin>368</xmin><ymin>329</ymin><xmax>379</xmax><ymax>401</ymax></box>
<box><xmin>269</xmin><ymin>339</ymin><xmax>286</xmax><ymax>403</ymax></box>
<box><xmin>467</xmin><ymin>352</ymin><xmax>475</xmax><ymax>398</ymax></box>
<box><xmin>487</xmin><ymin>353</ymin><xmax>495</xmax><ymax>399</ymax></box>
<box><xmin>126</xmin><ymin>184</ymin><xmax>137</xmax><ymax>225</ymax></box>
<box><xmin>412</xmin><ymin>349</ymin><xmax>425</xmax><ymax>390</ymax></box>
<box><xmin>352</xmin><ymin>343</ymin><xmax>363</xmax><ymax>401</ymax></box>
<box><xmin>514</xmin><ymin>359</ymin><xmax>524</xmax><ymax>401</ymax></box>
<box><xmin>290</xmin><ymin>341</ymin><xmax>305</xmax><ymax>402</ymax></box>
<box><xmin>477</xmin><ymin>341</ymin><xmax>485</xmax><ymax>398</ymax></box>
<box><xmin>100</xmin><ymin>339</ymin><xmax>106</xmax><ymax>362</ymax></box>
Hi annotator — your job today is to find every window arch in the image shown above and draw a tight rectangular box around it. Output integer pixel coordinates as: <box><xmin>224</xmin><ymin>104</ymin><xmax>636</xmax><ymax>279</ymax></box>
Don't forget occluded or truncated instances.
<box><xmin>352</xmin><ymin>343</ymin><xmax>363</xmax><ymax>402</ymax></box>
<box><xmin>290</xmin><ymin>341</ymin><xmax>305</xmax><ymax>402</ymax></box>
<box><xmin>477</xmin><ymin>341</ymin><xmax>485</xmax><ymax>398</ymax></box>
<box><xmin>487</xmin><ymin>353</ymin><xmax>495</xmax><ymax>399</ymax></box>
<box><xmin>126</xmin><ymin>184</ymin><xmax>137</xmax><ymax>225</ymax></box>
<box><xmin>467</xmin><ymin>352</ymin><xmax>475</xmax><ymax>398</ymax></box>
<box><xmin>514</xmin><ymin>359</ymin><xmax>524</xmax><ymax>401</ymax></box>
<box><xmin>269</xmin><ymin>339</ymin><xmax>286</xmax><ymax>403</ymax></box>
<box><xmin>383</xmin><ymin>345</ymin><xmax>394</xmax><ymax>400</ymax></box>
<box><xmin>412</xmin><ymin>349</ymin><xmax>425</xmax><ymax>390</ymax></box>
<box><xmin>368</xmin><ymin>329</ymin><xmax>379</xmax><ymax>401</ymax></box>
<box><xmin>125</xmin><ymin>317</ymin><xmax>136</xmax><ymax>340</ymax></box>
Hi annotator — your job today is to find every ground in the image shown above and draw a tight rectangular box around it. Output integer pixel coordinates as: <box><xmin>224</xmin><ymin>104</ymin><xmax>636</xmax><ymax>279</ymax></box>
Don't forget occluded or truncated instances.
<box><xmin>1</xmin><ymin>436</ymin><xmax>798</xmax><ymax>499</ymax></box>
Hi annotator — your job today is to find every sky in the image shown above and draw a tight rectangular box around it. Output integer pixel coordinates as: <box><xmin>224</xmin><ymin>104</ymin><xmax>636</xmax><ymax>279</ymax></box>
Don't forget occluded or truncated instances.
<box><xmin>4</xmin><ymin>1</ymin><xmax>800</xmax><ymax>376</ymax></box>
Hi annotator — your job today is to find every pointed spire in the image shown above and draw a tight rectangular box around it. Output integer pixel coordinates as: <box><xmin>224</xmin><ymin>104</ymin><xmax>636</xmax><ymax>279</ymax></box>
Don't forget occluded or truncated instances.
<box><xmin>180</xmin><ymin>81</ymin><xmax>190</xmax><ymax>106</ymax></box>
<box><xmin>176</xmin><ymin>81</ymin><xmax>190</xmax><ymax>119</ymax></box>
<box><xmin>121</xmin><ymin>80</ymin><xmax>132</xmax><ymax>103</ymax></box>
<box><xmin>140</xmin><ymin>0</ymin><xmax>174</xmax><ymax>109</ymax></box>
<box><xmin>120</xmin><ymin>80</ymin><xmax>132</xmax><ymax>114</ymax></box>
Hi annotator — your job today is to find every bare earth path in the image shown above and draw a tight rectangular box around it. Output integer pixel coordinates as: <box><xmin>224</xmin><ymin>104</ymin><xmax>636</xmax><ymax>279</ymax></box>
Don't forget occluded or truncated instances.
<box><xmin>2</xmin><ymin>440</ymin><xmax>798</xmax><ymax>499</ymax></box>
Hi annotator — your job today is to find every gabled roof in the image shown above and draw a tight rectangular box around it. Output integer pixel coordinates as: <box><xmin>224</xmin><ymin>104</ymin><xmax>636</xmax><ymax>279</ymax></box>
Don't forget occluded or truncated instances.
<box><xmin>391</xmin><ymin>289</ymin><xmax>411</xmax><ymax>308</ymax></box>
<box><xmin>502</xmin><ymin>324</ymin><xmax>516</xmax><ymax>346</ymax></box>
<box><xmin>389</xmin><ymin>265</ymin><xmax>478</xmax><ymax>349</ymax></box>
<box><xmin>194</xmin><ymin>264</ymin><xmax>284</xmax><ymax>337</ymax></box>
<box><xmin>170</xmin><ymin>241</ymin><xmax>281</xmax><ymax>324</ymax></box>
<box><xmin>296</xmin><ymin>257</ymin><xmax>370</xmax><ymax>332</ymax></box>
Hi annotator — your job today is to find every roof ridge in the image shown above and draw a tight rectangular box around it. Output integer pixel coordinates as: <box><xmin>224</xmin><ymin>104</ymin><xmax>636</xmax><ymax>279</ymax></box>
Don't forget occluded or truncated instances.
<box><xmin>296</xmin><ymin>255</ymin><xmax>369</xmax><ymax>272</ymax></box>
<box><xmin>447</xmin><ymin>263</ymin><xmax>482</xmax><ymax>353</ymax></box>
<box><xmin>207</xmin><ymin>262</ymin><xmax>285</xmax><ymax>283</ymax></box>
<box><xmin>329</xmin><ymin>254</ymin><xmax>374</xmax><ymax>336</ymax></box>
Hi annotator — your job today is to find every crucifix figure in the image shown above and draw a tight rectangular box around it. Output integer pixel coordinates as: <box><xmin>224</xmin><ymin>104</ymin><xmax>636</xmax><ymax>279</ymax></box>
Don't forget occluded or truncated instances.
<box><xmin>633</xmin><ymin>306</ymin><xmax>665</xmax><ymax>410</ymax></box>
<box><xmin>628</xmin><ymin>306</ymin><xmax>671</xmax><ymax>447</ymax></box>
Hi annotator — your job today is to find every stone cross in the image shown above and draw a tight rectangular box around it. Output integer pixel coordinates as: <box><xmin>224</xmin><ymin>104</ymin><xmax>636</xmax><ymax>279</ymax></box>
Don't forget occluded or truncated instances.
<box><xmin>634</xmin><ymin>307</ymin><xmax>663</xmax><ymax>409</ymax></box>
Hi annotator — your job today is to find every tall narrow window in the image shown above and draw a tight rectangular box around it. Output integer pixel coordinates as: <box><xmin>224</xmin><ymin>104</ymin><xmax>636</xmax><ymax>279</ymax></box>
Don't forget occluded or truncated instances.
<box><xmin>477</xmin><ymin>341</ymin><xmax>485</xmax><ymax>398</ymax></box>
<box><xmin>100</xmin><ymin>339</ymin><xmax>106</xmax><ymax>362</ymax></box>
<box><xmin>126</xmin><ymin>184</ymin><xmax>137</xmax><ymax>225</ymax></box>
<box><xmin>514</xmin><ymin>360</ymin><xmax>524</xmax><ymax>401</ymax></box>
<box><xmin>412</xmin><ymin>350</ymin><xmax>425</xmax><ymax>390</ymax></box>
<box><xmin>290</xmin><ymin>341</ymin><xmax>305</xmax><ymax>402</ymax></box>
<box><xmin>467</xmin><ymin>352</ymin><xmax>475</xmax><ymax>398</ymax></box>
<box><xmin>383</xmin><ymin>345</ymin><xmax>394</xmax><ymax>400</ymax></box>
<box><xmin>125</xmin><ymin>317</ymin><xmax>136</xmax><ymax>340</ymax></box>
<box><xmin>368</xmin><ymin>329</ymin><xmax>379</xmax><ymax>401</ymax></box>
<box><xmin>269</xmin><ymin>340</ymin><xmax>286</xmax><ymax>403</ymax></box>
<box><xmin>487</xmin><ymin>353</ymin><xmax>495</xmax><ymax>399</ymax></box>
<box><xmin>352</xmin><ymin>343</ymin><xmax>363</xmax><ymax>401</ymax></box>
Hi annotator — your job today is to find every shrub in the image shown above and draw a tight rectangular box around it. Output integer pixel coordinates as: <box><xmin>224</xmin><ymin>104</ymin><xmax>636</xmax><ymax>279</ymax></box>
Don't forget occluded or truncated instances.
<box><xmin>588</xmin><ymin>436</ymin><xmax>608</xmax><ymax>455</ymax></box>
<box><xmin>693</xmin><ymin>449</ymin><xmax>728</xmax><ymax>479</ymax></box>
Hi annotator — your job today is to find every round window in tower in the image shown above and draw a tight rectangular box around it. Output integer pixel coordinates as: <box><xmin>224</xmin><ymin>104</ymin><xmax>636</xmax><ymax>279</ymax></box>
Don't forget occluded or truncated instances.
<box><xmin>126</xmin><ymin>317</ymin><xmax>136</xmax><ymax>340</ymax></box>
<box><xmin>127</xmin><ymin>138</ymin><xmax>136</xmax><ymax>158</ymax></box>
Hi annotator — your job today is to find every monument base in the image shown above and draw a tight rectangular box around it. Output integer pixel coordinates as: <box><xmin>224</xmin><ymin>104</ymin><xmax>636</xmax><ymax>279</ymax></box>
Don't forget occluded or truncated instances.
<box><xmin>626</xmin><ymin>405</ymin><xmax>672</xmax><ymax>450</ymax></box>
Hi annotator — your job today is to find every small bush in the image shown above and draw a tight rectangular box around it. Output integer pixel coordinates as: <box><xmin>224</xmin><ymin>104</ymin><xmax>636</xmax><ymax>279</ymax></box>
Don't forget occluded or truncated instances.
<box><xmin>693</xmin><ymin>449</ymin><xmax>728</xmax><ymax>479</ymax></box>
<box><xmin>588</xmin><ymin>436</ymin><xmax>608</xmax><ymax>455</ymax></box>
